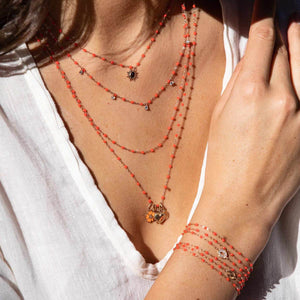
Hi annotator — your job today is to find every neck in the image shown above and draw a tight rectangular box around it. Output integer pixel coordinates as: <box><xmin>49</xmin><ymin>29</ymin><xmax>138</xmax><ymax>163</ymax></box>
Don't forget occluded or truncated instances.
<box><xmin>52</xmin><ymin>0</ymin><xmax>172</xmax><ymax>58</ymax></box>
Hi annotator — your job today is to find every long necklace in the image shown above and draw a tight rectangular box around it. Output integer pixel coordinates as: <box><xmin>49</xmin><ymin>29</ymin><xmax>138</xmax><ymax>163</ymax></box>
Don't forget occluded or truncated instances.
<box><xmin>46</xmin><ymin>4</ymin><xmax>171</xmax><ymax>82</ymax></box>
<box><xmin>37</xmin><ymin>3</ymin><xmax>200</xmax><ymax>224</ymax></box>
<box><xmin>39</xmin><ymin>12</ymin><xmax>192</xmax><ymax>154</ymax></box>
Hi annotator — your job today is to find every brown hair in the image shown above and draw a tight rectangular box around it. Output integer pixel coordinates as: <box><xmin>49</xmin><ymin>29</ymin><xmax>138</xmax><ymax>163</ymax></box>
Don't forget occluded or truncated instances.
<box><xmin>0</xmin><ymin>0</ymin><xmax>50</xmax><ymax>55</ymax></box>
<box><xmin>0</xmin><ymin>0</ymin><xmax>96</xmax><ymax>66</ymax></box>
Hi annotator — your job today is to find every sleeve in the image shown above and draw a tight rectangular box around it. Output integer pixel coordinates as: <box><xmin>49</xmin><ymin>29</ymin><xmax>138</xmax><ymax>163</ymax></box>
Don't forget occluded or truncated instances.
<box><xmin>0</xmin><ymin>248</ymin><xmax>24</xmax><ymax>300</ymax></box>
<box><xmin>0</xmin><ymin>105</ymin><xmax>24</xmax><ymax>299</ymax></box>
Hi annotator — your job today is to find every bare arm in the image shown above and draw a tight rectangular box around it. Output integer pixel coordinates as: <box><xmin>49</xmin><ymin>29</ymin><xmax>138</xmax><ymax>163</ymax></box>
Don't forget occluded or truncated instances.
<box><xmin>146</xmin><ymin>0</ymin><xmax>300</xmax><ymax>298</ymax></box>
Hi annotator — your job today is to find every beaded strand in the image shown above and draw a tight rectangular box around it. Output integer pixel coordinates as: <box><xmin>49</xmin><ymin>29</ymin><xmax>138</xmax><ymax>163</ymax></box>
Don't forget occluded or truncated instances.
<box><xmin>174</xmin><ymin>223</ymin><xmax>254</xmax><ymax>294</ymax></box>
<box><xmin>38</xmin><ymin>12</ymin><xmax>195</xmax><ymax>155</ymax></box>
<box><xmin>36</xmin><ymin>3</ymin><xmax>200</xmax><ymax>224</ymax></box>
<box><xmin>46</xmin><ymin>5</ymin><xmax>171</xmax><ymax>79</ymax></box>
<box><xmin>174</xmin><ymin>242</ymin><xmax>246</xmax><ymax>293</ymax></box>
<box><xmin>43</xmin><ymin>5</ymin><xmax>191</xmax><ymax>110</ymax></box>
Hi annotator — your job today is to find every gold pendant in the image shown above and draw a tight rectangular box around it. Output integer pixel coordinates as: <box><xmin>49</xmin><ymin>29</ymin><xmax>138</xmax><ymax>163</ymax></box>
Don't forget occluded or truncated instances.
<box><xmin>145</xmin><ymin>202</ymin><xmax>169</xmax><ymax>224</ymax></box>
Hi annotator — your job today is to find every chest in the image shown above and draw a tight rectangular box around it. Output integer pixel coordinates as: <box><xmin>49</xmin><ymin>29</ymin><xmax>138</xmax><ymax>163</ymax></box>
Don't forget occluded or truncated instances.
<box><xmin>35</xmin><ymin>10</ymin><xmax>225</xmax><ymax>263</ymax></box>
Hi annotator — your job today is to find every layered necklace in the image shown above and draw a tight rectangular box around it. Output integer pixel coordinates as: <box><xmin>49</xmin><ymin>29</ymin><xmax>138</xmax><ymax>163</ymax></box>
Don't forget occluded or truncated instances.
<box><xmin>37</xmin><ymin>2</ymin><xmax>200</xmax><ymax>224</ymax></box>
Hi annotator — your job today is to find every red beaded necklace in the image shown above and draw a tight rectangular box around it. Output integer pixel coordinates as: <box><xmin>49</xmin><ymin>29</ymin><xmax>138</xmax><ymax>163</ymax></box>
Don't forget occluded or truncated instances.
<box><xmin>44</xmin><ymin>8</ymin><xmax>192</xmax><ymax>111</ymax></box>
<box><xmin>37</xmin><ymin>3</ymin><xmax>199</xmax><ymax>224</ymax></box>
<box><xmin>39</xmin><ymin>15</ymin><xmax>192</xmax><ymax>154</ymax></box>
<box><xmin>46</xmin><ymin>4</ymin><xmax>172</xmax><ymax>82</ymax></box>
<box><xmin>41</xmin><ymin>20</ymin><xmax>189</xmax><ymax>111</ymax></box>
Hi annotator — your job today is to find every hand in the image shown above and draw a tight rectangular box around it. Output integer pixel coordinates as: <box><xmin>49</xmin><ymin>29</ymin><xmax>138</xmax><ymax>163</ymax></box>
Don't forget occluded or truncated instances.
<box><xmin>146</xmin><ymin>2</ymin><xmax>300</xmax><ymax>299</ymax></box>
<box><xmin>199</xmin><ymin>0</ymin><xmax>300</xmax><ymax>258</ymax></box>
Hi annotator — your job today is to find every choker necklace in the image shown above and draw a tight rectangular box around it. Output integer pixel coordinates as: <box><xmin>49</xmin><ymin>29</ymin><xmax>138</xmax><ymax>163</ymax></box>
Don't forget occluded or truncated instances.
<box><xmin>37</xmin><ymin>3</ymin><xmax>200</xmax><ymax>224</ymax></box>
<box><xmin>46</xmin><ymin>3</ymin><xmax>171</xmax><ymax>82</ymax></box>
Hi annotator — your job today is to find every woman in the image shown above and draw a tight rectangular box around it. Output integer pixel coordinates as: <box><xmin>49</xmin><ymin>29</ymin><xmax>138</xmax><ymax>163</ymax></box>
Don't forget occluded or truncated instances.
<box><xmin>0</xmin><ymin>0</ymin><xmax>299</xmax><ymax>299</ymax></box>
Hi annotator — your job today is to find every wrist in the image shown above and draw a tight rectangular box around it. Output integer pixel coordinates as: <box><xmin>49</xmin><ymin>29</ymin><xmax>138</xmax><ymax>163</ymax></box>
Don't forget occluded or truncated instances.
<box><xmin>189</xmin><ymin>193</ymin><xmax>271</xmax><ymax>263</ymax></box>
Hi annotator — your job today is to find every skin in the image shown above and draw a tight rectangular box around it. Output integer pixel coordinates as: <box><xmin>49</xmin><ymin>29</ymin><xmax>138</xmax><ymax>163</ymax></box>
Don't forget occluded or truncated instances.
<box><xmin>146</xmin><ymin>0</ymin><xmax>300</xmax><ymax>298</ymax></box>
<box><xmin>28</xmin><ymin>0</ymin><xmax>300</xmax><ymax>298</ymax></box>
<box><xmin>30</xmin><ymin>0</ymin><xmax>225</xmax><ymax>264</ymax></box>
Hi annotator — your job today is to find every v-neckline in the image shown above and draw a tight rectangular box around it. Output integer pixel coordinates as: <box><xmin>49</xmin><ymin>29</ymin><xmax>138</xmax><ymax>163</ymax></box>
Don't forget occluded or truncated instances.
<box><xmin>20</xmin><ymin>0</ymin><xmax>231</xmax><ymax>279</ymax></box>
<box><xmin>22</xmin><ymin>43</ymin><xmax>208</xmax><ymax>279</ymax></box>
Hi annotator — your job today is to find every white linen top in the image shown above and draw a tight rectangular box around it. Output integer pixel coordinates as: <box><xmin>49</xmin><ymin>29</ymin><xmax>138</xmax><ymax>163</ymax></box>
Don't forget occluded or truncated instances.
<box><xmin>1</xmin><ymin>0</ymin><xmax>300</xmax><ymax>299</ymax></box>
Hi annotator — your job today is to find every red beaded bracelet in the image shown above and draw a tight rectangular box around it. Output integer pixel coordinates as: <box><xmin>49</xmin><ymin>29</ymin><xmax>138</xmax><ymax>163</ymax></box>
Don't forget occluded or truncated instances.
<box><xmin>173</xmin><ymin>223</ymin><xmax>254</xmax><ymax>295</ymax></box>
<box><xmin>174</xmin><ymin>242</ymin><xmax>245</xmax><ymax>293</ymax></box>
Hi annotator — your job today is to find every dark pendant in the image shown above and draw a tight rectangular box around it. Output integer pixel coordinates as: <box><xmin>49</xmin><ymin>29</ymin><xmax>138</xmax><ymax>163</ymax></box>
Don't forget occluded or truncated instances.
<box><xmin>144</xmin><ymin>104</ymin><xmax>149</xmax><ymax>111</ymax></box>
<box><xmin>79</xmin><ymin>69</ymin><xmax>85</xmax><ymax>75</ymax></box>
<box><xmin>127</xmin><ymin>68</ymin><xmax>138</xmax><ymax>81</ymax></box>
<box><xmin>145</xmin><ymin>202</ymin><xmax>169</xmax><ymax>224</ymax></box>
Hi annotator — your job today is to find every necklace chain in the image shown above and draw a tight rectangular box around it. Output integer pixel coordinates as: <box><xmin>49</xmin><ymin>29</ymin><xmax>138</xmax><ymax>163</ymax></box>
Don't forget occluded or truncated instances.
<box><xmin>37</xmin><ymin>3</ymin><xmax>200</xmax><ymax>224</ymax></box>
<box><xmin>46</xmin><ymin>5</ymin><xmax>171</xmax><ymax>81</ymax></box>
<box><xmin>39</xmin><ymin>9</ymin><xmax>194</xmax><ymax>155</ymax></box>
<box><xmin>41</xmin><ymin>17</ymin><xmax>191</xmax><ymax>110</ymax></box>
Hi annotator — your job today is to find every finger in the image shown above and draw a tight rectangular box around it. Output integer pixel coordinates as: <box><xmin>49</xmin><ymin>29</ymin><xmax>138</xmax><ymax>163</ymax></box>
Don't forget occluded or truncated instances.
<box><xmin>215</xmin><ymin>59</ymin><xmax>244</xmax><ymax>115</ymax></box>
<box><xmin>269</xmin><ymin>24</ymin><xmax>293</xmax><ymax>90</ymax></box>
<box><xmin>242</xmin><ymin>0</ymin><xmax>276</xmax><ymax>82</ymax></box>
<box><xmin>287</xmin><ymin>13</ymin><xmax>300</xmax><ymax>99</ymax></box>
